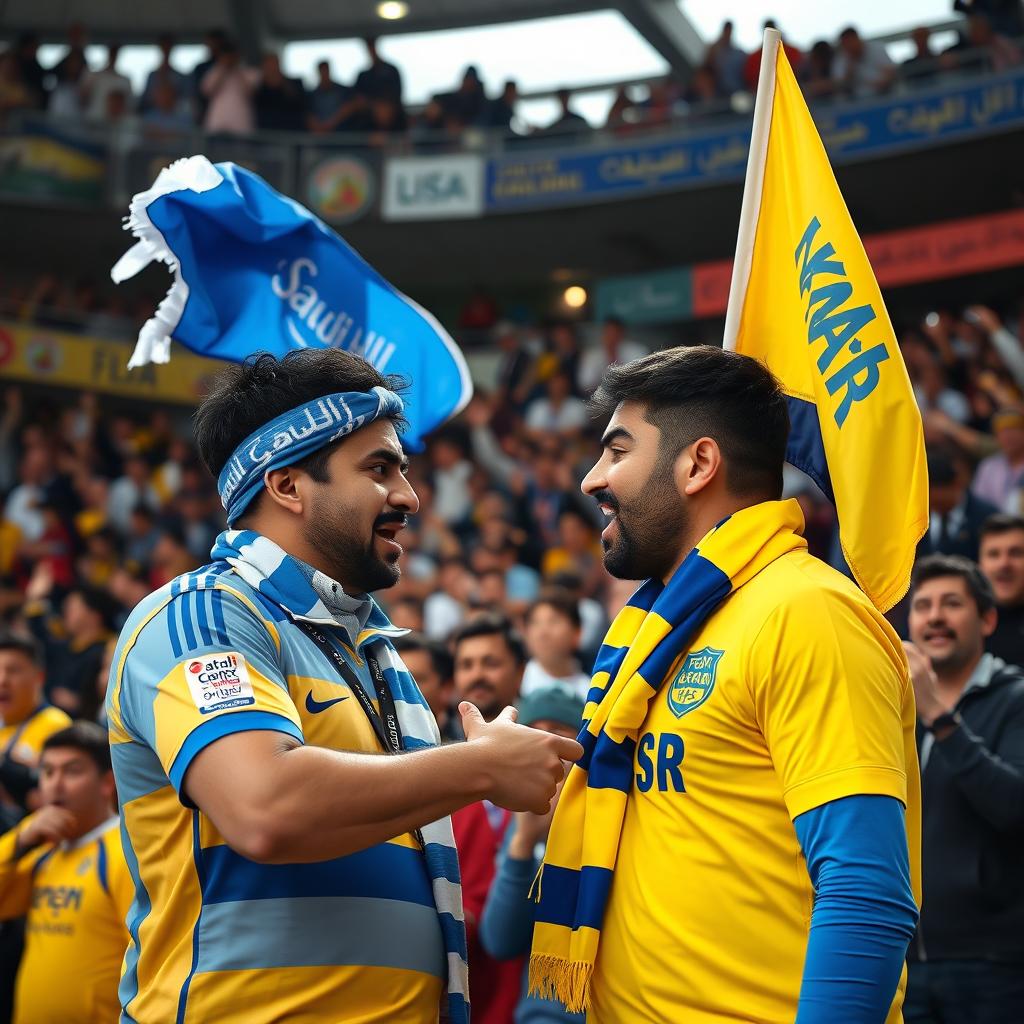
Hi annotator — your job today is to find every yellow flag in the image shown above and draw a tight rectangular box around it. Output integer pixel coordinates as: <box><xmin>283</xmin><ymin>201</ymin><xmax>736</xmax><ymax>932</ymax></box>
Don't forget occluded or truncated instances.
<box><xmin>723</xmin><ymin>30</ymin><xmax>927</xmax><ymax>613</ymax></box>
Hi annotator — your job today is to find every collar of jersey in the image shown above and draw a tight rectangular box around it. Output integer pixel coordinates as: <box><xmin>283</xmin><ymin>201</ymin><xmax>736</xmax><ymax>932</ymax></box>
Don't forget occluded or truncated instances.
<box><xmin>210</xmin><ymin>529</ymin><xmax>407</xmax><ymax>648</ymax></box>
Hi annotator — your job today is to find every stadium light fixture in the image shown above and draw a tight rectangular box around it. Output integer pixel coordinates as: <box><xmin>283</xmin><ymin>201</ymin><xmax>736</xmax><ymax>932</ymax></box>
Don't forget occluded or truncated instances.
<box><xmin>563</xmin><ymin>285</ymin><xmax>588</xmax><ymax>309</ymax></box>
<box><xmin>377</xmin><ymin>1</ymin><xmax>409</xmax><ymax>19</ymax></box>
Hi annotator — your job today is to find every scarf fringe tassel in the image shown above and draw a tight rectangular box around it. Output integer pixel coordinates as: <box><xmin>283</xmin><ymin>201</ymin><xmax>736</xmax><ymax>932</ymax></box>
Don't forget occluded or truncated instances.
<box><xmin>528</xmin><ymin>955</ymin><xmax>593</xmax><ymax>1014</ymax></box>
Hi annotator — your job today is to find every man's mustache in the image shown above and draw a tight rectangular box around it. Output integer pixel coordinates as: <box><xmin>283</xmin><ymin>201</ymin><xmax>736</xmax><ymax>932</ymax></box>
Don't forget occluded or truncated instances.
<box><xmin>373</xmin><ymin>512</ymin><xmax>409</xmax><ymax>530</ymax></box>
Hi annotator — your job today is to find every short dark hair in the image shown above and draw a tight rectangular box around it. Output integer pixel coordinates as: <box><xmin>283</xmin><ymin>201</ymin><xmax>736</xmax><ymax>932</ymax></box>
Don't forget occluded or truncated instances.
<box><xmin>393</xmin><ymin>632</ymin><xmax>453</xmax><ymax>681</ymax></box>
<box><xmin>839</xmin><ymin>26</ymin><xmax>859</xmax><ymax>40</ymax></box>
<box><xmin>589</xmin><ymin>345</ymin><xmax>790</xmax><ymax>499</ymax></box>
<box><xmin>193</xmin><ymin>351</ymin><xmax>407</xmax><ymax>518</ymax></box>
<box><xmin>980</xmin><ymin>513</ymin><xmax>1024</xmax><ymax>542</ymax></box>
<box><xmin>0</xmin><ymin>632</ymin><xmax>43</xmax><ymax>666</ymax></box>
<box><xmin>525</xmin><ymin>589</ymin><xmax>581</xmax><ymax>630</ymax></box>
<box><xmin>911</xmin><ymin>554</ymin><xmax>995</xmax><ymax>614</ymax></box>
<box><xmin>42</xmin><ymin>721</ymin><xmax>111</xmax><ymax>773</ymax></box>
<box><xmin>449</xmin><ymin>614</ymin><xmax>527</xmax><ymax>665</ymax></box>
<box><xmin>67</xmin><ymin>586</ymin><xmax>120</xmax><ymax>632</ymax></box>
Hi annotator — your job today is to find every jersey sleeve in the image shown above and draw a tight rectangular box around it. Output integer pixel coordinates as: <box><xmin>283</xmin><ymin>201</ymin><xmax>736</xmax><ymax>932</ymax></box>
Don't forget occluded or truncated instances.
<box><xmin>115</xmin><ymin>586</ymin><xmax>304</xmax><ymax>800</ymax></box>
<box><xmin>748</xmin><ymin>585</ymin><xmax>910</xmax><ymax>820</ymax></box>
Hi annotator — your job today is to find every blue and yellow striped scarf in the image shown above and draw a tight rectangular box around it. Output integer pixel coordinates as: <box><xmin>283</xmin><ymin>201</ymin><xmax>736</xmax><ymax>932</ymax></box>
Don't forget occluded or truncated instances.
<box><xmin>528</xmin><ymin>499</ymin><xmax>807</xmax><ymax>1012</ymax></box>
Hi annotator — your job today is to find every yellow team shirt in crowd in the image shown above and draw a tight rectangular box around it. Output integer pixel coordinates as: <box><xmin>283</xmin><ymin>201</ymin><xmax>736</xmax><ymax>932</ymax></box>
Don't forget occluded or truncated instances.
<box><xmin>589</xmin><ymin>547</ymin><xmax>922</xmax><ymax>1024</ymax></box>
<box><xmin>0</xmin><ymin>814</ymin><xmax>132</xmax><ymax>1024</ymax></box>
<box><xmin>0</xmin><ymin>704</ymin><xmax>73</xmax><ymax>765</ymax></box>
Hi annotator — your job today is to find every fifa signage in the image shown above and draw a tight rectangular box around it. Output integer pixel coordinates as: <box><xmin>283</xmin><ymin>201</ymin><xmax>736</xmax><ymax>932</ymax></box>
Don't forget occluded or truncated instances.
<box><xmin>382</xmin><ymin>154</ymin><xmax>484</xmax><ymax>221</ymax></box>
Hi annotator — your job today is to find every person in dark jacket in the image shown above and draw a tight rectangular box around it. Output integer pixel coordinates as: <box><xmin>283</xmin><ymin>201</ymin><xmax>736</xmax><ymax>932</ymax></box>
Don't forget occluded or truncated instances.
<box><xmin>918</xmin><ymin>446</ymin><xmax>1000</xmax><ymax>561</ymax></box>
<box><xmin>979</xmin><ymin>513</ymin><xmax>1024</xmax><ymax>668</ymax></box>
<box><xmin>903</xmin><ymin>554</ymin><xmax>1024</xmax><ymax>1024</ymax></box>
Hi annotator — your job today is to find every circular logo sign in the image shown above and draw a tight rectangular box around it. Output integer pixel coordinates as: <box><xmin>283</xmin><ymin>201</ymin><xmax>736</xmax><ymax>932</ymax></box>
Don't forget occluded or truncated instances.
<box><xmin>308</xmin><ymin>157</ymin><xmax>373</xmax><ymax>224</ymax></box>
<box><xmin>189</xmin><ymin>661</ymin><xmax>203</xmax><ymax>674</ymax></box>
<box><xmin>25</xmin><ymin>334</ymin><xmax>60</xmax><ymax>376</ymax></box>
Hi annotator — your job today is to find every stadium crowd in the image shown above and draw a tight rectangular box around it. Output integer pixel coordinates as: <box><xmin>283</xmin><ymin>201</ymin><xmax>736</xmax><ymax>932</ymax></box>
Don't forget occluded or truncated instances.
<box><xmin>1</xmin><ymin>6</ymin><xmax>1022</xmax><ymax>145</ymax></box>
<box><xmin>0</xmin><ymin>279</ymin><xmax>1022</xmax><ymax>1018</ymax></box>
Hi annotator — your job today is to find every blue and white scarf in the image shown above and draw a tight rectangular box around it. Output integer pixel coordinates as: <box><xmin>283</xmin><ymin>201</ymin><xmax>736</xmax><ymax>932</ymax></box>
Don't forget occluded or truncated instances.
<box><xmin>210</xmin><ymin>529</ymin><xmax>471</xmax><ymax>1023</ymax></box>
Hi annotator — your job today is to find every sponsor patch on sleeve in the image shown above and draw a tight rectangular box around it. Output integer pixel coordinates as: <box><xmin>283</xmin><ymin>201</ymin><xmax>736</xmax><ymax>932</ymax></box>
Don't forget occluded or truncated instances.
<box><xmin>183</xmin><ymin>652</ymin><xmax>256</xmax><ymax>715</ymax></box>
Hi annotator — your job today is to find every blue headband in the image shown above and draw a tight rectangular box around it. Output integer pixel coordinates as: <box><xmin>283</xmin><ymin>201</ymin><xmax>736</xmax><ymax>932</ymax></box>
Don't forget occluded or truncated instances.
<box><xmin>218</xmin><ymin>387</ymin><xmax>405</xmax><ymax>524</ymax></box>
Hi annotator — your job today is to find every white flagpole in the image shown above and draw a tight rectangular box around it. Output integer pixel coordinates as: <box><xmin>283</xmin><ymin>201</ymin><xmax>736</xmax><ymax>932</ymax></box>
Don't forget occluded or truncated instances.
<box><xmin>722</xmin><ymin>27</ymin><xmax>781</xmax><ymax>352</ymax></box>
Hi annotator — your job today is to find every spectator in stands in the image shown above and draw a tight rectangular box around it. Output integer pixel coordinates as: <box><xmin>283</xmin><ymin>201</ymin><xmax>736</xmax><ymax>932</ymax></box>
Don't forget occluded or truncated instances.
<box><xmin>451</xmin><ymin>614</ymin><xmax>526</xmax><ymax>725</ymax></box>
<box><xmin>605</xmin><ymin>86</ymin><xmax>635</xmax><ymax>132</ymax></box>
<box><xmin>0</xmin><ymin>634</ymin><xmax>70</xmax><ymax>824</ymax></box>
<box><xmin>50</xmin><ymin>23</ymin><xmax>88</xmax><ymax>92</ymax></box>
<box><xmin>833</xmin><ymin>26</ymin><xmax>898</xmax><ymax>97</ymax></box>
<box><xmin>542</xmin><ymin>88</ymin><xmax>589</xmax><ymax>136</ymax></box>
<box><xmin>424</xmin><ymin>556</ymin><xmax>473</xmax><ymax>640</ymax></box>
<box><xmin>428</xmin><ymin>432</ymin><xmax>474</xmax><ymax>527</ymax></box>
<box><xmin>903</xmin><ymin>556</ymin><xmax>1024</xmax><ymax>1020</ymax></box>
<box><xmin>354</xmin><ymin>37</ymin><xmax>403</xmax><ymax>104</ymax></box>
<box><xmin>521</xmin><ymin>591</ymin><xmax>591</xmax><ymax>699</ymax></box>
<box><xmin>0</xmin><ymin>722</ymin><xmax>131</xmax><ymax>1024</ymax></box>
<box><xmin>393</xmin><ymin>632</ymin><xmax>457</xmax><ymax>739</ymax></box>
<box><xmin>683</xmin><ymin>67</ymin><xmax>719</xmax><ymax>115</ymax></box>
<box><xmin>525</xmin><ymin>372</ymin><xmax>588</xmax><ymax>438</ymax></box>
<box><xmin>479</xmin><ymin>685</ymin><xmax>586</xmax><ymax>1024</ymax></box>
<box><xmin>946</xmin><ymin>12</ymin><xmax>1022</xmax><ymax>73</ymax></box>
<box><xmin>920</xmin><ymin>446</ymin><xmax>999</xmax><ymax>561</ymax></box>
<box><xmin>902</xmin><ymin>26</ymin><xmax>944</xmax><ymax>83</ymax></box>
<box><xmin>47</xmin><ymin>47</ymin><xmax>87</xmax><ymax>118</ymax></box>
<box><xmin>954</xmin><ymin>0</ymin><xmax>1024</xmax><ymax>37</ymax></box>
<box><xmin>140</xmin><ymin>33</ymin><xmax>191</xmax><ymax>115</ymax></box>
<box><xmin>705</xmin><ymin>20</ymin><xmax>747</xmax><ymax>96</ymax></box>
<box><xmin>800</xmin><ymin>40</ymin><xmax>838</xmax><ymax>99</ymax></box>
<box><xmin>200</xmin><ymin>40</ymin><xmax>259</xmax><ymax>135</ymax></box>
<box><xmin>24</xmin><ymin>573</ymin><xmax>117</xmax><ymax>719</ymax></box>
<box><xmin>306</xmin><ymin>60</ymin><xmax>350</xmax><ymax>133</ymax></box>
<box><xmin>107</xmin><ymin>454</ymin><xmax>159</xmax><ymax>534</ymax></box>
<box><xmin>142</xmin><ymin>80</ymin><xmax>193</xmax><ymax>135</ymax></box>
<box><xmin>577</xmin><ymin>317</ymin><xmax>648</xmax><ymax>395</ymax></box>
<box><xmin>978</xmin><ymin>514</ymin><xmax>1024</xmax><ymax>667</ymax></box>
<box><xmin>484</xmin><ymin>79</ymin><xmax>519</xmax><ymax>133</ymax></box>
<box><xmin>80</xmin><ymin>44</ymin><xmax>134</xmax><ymax>121</ymax></box>
<box><xmin>744</xmin><ymin>20</ymin><xmax>803</xmax><ymax>91</ymax></box>
<box><xmin>4</xmin><ymin>445</ymin><xmax>53</xmax><ymax>544</ymax></box>
<box><xmin>441</xmin><ymin>66</ymin><xmax>487</xmax><ymax>128</ymax></box>
<box><xmin>192</xmin><ymin>28</ymin><xmax>229</xmax><ymax>120</ymax></box>
<box><xmin>973</xmin><ymin>407</ymin><xmax>1024</xmax><ymax>510</ymax></box>
<box><xmin>13</xmin><ymin>33</ymin><xmax>45</xmax><ymax>109</ymax></box>
<box><xmin>254</xmin><ymin>52</ymin><xmax>306</xmax><ymax>132</ymax></box>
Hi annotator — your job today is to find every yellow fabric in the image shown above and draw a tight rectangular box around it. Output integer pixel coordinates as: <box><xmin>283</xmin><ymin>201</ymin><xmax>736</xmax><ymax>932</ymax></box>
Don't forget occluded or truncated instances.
<box><xmin>586</xmin><ymin>549</ymin><xmax>920</xmax><ymax>1024</ymax></box>
<box><xmin>0</xmin><ymin>817</ymin><xmax>132</xmax><ymax>1024</ymax></box>
<box><xmin>730</xmin><ymin>43</ymin><xmax>927</xmax><ymax>613</ymax></box>
<box><xmin>530</xmin><ymin>501</ymin><xmax>809</xmax><ymax>1011</ymax></box>
<box><xmin>0</xmin><ymin>705</ymin><xmax>72</xmax><ymax>765</ymax></box>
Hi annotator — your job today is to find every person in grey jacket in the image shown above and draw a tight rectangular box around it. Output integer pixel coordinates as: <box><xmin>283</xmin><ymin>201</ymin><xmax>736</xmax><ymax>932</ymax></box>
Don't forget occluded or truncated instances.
<box><xmin>903</xmin><ymin>554</ymin><xmax>1024</xmax><ymax>1024</ymax></box>
<box><xmin>479</xmin><ymin>687</ymin><xmax>586</xmax><ymax>1024</ymax></box>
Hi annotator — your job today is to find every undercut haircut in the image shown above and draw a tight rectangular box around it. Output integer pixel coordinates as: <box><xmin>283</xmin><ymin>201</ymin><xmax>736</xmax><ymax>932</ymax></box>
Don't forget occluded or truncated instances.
<box><xmin>193</xmin><ymin>350</ymin><xmax>407</xmax><ymax>517</ymax></box>
<box><xmin>589</xmin><ymin>345</ymin><xmax>789</xmax><ymax>499</ymax></box>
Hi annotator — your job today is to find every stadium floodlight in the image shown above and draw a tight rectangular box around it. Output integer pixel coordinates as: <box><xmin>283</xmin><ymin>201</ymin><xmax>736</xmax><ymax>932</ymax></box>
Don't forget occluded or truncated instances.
<box><xmin>563</xmin><ymin>285</ymin><xmax>588</xmax><ymax>309</ymax></box>
<box><xmin>376</xmin><ymin>1</ymin><xmax>409</xmax><ymax>19</ymax></box>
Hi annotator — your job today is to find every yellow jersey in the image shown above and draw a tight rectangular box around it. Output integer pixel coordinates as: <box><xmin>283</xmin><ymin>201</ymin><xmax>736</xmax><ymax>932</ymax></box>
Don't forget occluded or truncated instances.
<box><xmin>0</xmin><ymin>704</ymin><xmax>73</xmax><ymax>766</ymax></box>
<box><xmin>588</xmin><ymin>547</ymin><xmax>921</xmax><ymax>1024</ymax></box>
<box><xmin>0</xmin><ymin>814</ymin><xmax>132</xmax><ymax>1024</ymax></box>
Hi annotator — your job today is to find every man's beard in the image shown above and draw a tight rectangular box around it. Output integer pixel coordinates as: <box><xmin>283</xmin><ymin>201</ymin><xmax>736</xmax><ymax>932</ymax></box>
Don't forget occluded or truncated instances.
<box><xmin>304</xmin><ymin>492</ymin><xmax>402</xmax><ymax>595</ymax></box>
<box><xmin>596</xmin><ymin>462</ymin><xmax>689</xmax><ymax>582</ymax></box>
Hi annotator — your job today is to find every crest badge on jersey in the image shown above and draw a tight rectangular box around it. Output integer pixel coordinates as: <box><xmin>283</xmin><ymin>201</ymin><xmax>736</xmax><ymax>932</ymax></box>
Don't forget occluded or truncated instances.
<box><xmin>667</xmin><ymin>647</ymin><xmax>724</xmax><ymax>719</ymax></box>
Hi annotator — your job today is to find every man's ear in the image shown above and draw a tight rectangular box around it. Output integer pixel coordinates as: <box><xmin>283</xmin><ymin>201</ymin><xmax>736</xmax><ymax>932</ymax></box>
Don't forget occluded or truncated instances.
<box><xmin>675</xmin><ymin>437</ymin><xmax>723</xmax><ymax>497</ymax></box>
<box><xmin>263</xmin><ymin>466</ymin><xmax>306</xmax><ymax>516</ymax></box>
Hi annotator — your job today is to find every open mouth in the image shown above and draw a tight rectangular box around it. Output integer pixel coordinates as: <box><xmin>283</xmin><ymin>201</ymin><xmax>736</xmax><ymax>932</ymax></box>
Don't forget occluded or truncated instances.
<box><xmin>599</xmin><ymin>503</ymin><xmax>618</xmax><ymax>540</ymax></box>
<box><xmin>374</xmin><ymin>520</ymin><xmax>406</xmax><ymax>554</ymax></box>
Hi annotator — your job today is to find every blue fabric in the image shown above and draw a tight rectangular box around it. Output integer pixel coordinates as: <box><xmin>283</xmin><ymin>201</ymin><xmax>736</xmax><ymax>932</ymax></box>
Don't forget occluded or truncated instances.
<box><xmin>117</xmin><ymin>157</ymin><xmax>471</xmax><ymax>450</ymax></box>
<box><xmin>794</xmin><ymin>795</ymin><xmax>919</xmax><ymax>1023</ymax></box>
<box><xmin>216</xmin><ymin>387</ymin><xmax>404</xmax><ymax>523</ymax></box>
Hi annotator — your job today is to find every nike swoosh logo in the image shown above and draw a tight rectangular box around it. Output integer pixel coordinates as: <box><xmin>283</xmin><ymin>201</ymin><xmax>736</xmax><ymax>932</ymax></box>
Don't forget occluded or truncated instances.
<box><xmin>305</xmin><ymin>691</ymin><xmax>350</xmax><ymax>715</ymax></box>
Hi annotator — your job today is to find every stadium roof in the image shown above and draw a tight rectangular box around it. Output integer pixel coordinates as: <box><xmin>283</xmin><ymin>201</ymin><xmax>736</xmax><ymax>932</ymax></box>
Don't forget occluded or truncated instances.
<box><xmin>0</xmin><ymin>0</ymin><xmax>707</xmax><ymax>77</ymax></box>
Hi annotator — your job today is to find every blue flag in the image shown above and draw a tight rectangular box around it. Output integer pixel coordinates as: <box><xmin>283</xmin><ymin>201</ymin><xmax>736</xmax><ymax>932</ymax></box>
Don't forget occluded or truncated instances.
<box><xmin>111</xmin><ymin>155</ymin><xmax>472</xmax><ymax>449</ymax></box>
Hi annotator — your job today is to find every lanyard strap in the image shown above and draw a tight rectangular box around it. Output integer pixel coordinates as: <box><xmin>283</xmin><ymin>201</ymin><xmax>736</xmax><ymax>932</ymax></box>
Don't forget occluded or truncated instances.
<box><xmin>295</xmin><ymin>620</ymin><xmax>405</xmax><ymax>755</ymax></box>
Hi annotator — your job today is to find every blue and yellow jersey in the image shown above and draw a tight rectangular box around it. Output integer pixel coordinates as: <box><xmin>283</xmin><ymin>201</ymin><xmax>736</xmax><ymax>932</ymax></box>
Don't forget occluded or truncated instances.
<box><xmin>107</xmin><ymin>563</ymin><xmax>446</xmax><ymax>1024</ymax></box>
<box><xmin>589</xmin><ymin>547</ymin><xmax>921</xmax><ymax>1024</ymax></box>
<box><xmin>0</xmin><ymin>704</ymin><xmax>73</xmax><ymax>766</ymax></box>
<box><xmin>0</xmin><ymin>815</ymin><xmax>132</xmax><ymax>1024</ymax></box>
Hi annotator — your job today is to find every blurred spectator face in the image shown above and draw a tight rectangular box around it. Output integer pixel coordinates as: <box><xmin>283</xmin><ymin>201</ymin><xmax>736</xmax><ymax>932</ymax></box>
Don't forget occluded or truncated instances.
<box><xmin>20</xmin><ymin>446</ymin><xmax>52</xmax><ymax>485</ymax></box>
<box><xmin>63</xmin><ymin>592</ymin><xmax>102</xmax><ymax>638</ymax></box>
<box><xmin>547</xmin><ymin>373</ymin><xmax>571</xmax><ymax>403</ymax></box>
<box><xmin>551</xmin><ymin>324</ymin><xmax>578</xmax><ymax>354</ymax></box>
<box><xmin>317</xmin><ymin>61</ymin><xmax>331</xmax><ymax>86</ymax></box>
<box><xmin>994</xmin><ymin>412</ymin><xmax>1024</xmax><ymax>461</ymax></box>
<box><xmin>430</xmin><ymin>438</ymin><xmax>464</xmax><ymax>470</ymax></box>
<box><xmin>476</xmin><ymin>569</ymin><xmax>507</xmax><ymax>607</ymax></box>
<box><xmin>108</xmin><ymin>568</ymin><xmax>149</xmax><ymax>609</ymax></box>
<box><xmin>371</xmin><ymin>97</ymin><xmax>399</xmax><ymax>129</ymax></box>
<box><xmin>979</xmin><ymin>528</ymin><xmax>1024</xmax><ymax>606</ymax></box>
<box><xmin>38</xmin><ymin>744</ymin><xmax>115</xmax><ymax>826</ymax></box>
<box><xmin>533</xmin><ymin>447</ymin><xmax>562</xmax><ymax>489</ymax></box>
<box><xmin>690</xmin><ymin>67</ymin><xmax>718</xmax><ymax>102</ymax></box>
<box><xmin>0</xmin><ymin>647</ymin><xmax>44</xmax><ymax>724</ymax></box>
<box><xmin>106</xmin><ymin>90</ymin><xmax>128</xmax><ymax>121</ymax></box>
<box><xmin>908</xmin><ymin>575</ymin><xmax>994</xmax><ymax>674</ymax></box>
<box><xmin>601</xmin><ymin>319</ymin><xmax>625</xmax><ymax>351</ymax></box>
<box><xmin>390</xmin><ymin>597</ymin><xmax>424</xmax><ymax>631</ymax></box>
<box><xmin>401</xmin><ymin>648</ymin><xmax>453</xmax><ymax>722</ymax></box>
<box><xmin>558</xmin><ymin>509</ymin><xmax>595</xmax><ymax>554</ymax></box>
<box><xmin>524</xmin><ymin>602</ymin><xmax>580</xmax><ymax>665</ymax></box>
<box><xmin>154</xmin><ymin>81</ymin><xmax>179</xmax><ymax>114</ymax></box>
<box><xmin>839</xmin><ymin>30</ymin><xmax>864</xmax><ymax>60</ymax></box>
<box><xmin>125</xmin><ymin>456</ymin><xmax>150</xmax><ymax>485</ymax></box>
<box><xmin>262</xmin><ymin>53</ymin><xmax>282</xmax><ymax>80</ymax></box>
<box><xmin>158</xmin><ymin>34</ymin><xmax>175</xmax><ymax>60</ymax></box>
<box><xmin>453</xmin><ymin>634</ymin><xmax>523</xmax><ymax>719</ymax></box>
